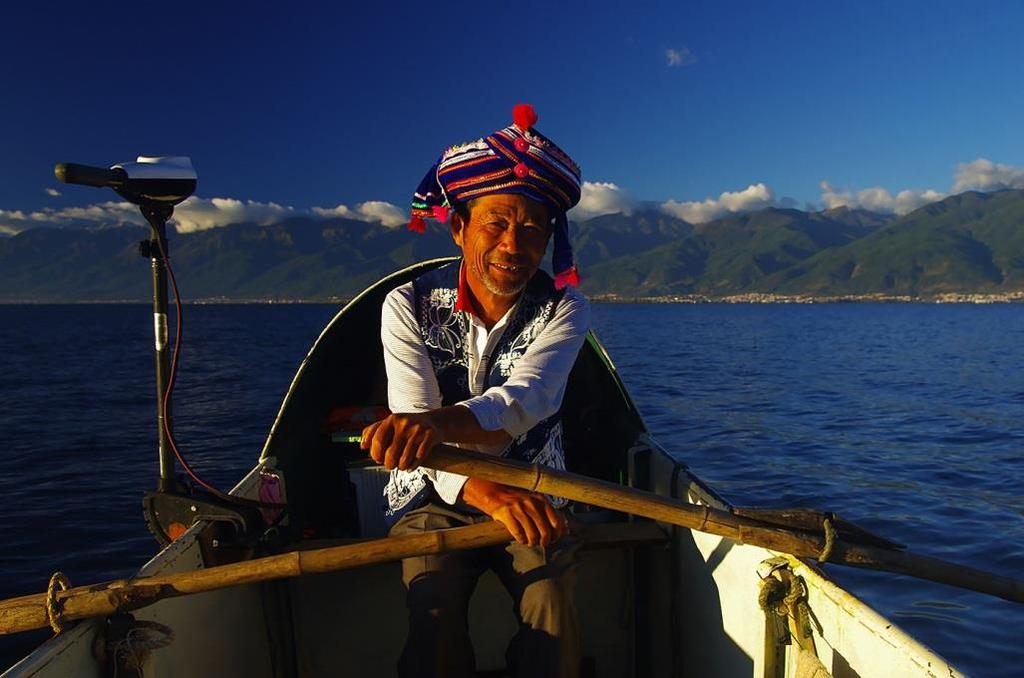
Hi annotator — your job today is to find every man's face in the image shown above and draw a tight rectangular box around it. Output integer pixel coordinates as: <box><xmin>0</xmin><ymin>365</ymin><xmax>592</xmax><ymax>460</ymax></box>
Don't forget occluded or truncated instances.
<box><xmin>452</xmin><ymin>194</ymin><xmax>551</xmax><ymax>298</ymax></box>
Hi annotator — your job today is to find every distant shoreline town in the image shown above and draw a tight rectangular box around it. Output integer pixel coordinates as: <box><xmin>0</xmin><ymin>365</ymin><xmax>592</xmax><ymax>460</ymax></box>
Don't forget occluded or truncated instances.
<box><xmin>589</xmin><ymin>291</ymin><xmax>1024</xmax><ymax>304</ymax></box>
<box><xmin>6</xmin><ymin>292</ymin><xmax>1024</xmax><ymax>305</ymax></box>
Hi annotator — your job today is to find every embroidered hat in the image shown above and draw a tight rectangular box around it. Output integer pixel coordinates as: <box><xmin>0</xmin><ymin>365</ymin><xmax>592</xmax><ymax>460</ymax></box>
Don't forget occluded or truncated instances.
<box><xmin>408</xmin><ymin>104</ymin><xmax>583</xmax><ymax>288</ymax></box>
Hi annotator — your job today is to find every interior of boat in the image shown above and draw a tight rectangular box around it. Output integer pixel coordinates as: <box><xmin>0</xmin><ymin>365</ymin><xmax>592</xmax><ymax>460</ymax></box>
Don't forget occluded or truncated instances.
<box><xmin>254</xmin><ymin>257</ymin><xmax>684</xmax><ymax>676</ymax></box>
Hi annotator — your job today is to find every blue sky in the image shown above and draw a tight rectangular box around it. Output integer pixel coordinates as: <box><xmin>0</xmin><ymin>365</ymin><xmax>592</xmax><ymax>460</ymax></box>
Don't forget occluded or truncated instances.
<box><xmin>2</xmin><ymin>1</ymin><xmax>1023</xmax><ymax>231</ymax></box>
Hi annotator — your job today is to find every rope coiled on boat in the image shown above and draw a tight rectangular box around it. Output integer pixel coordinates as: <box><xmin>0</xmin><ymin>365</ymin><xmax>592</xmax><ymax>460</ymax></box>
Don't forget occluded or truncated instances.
<box><xmin>45</xmin><ymin>572</ymin><xmax>70</xmax><ymax>634</ymax></box>
<box><xmin>818</xmin><ymin>517</ymin><xmax>836</xmax><ymax>564</ymax></box>
<box><xmin>95</xmin><ymin>616</ymin><xmax>175</xmax><ymax>676</ymax></box>
<box><xmin>109</xmin><ymin>621</ymin><xmax>174</xmax><ymax>673</ymax></box>
<box><xmin>784</xmin><ymin>575</ymin><xmax>812</xmax><ymax>639</ymax></box>
<box><xmin>758</xmin><ymin>575</ymin><xmax>786</xmax><ymax>614</ymax></box>
<box><xmin>758</xmin><ymin>562</ymin><xmax>812</xmax><ymax>639</ymax></box>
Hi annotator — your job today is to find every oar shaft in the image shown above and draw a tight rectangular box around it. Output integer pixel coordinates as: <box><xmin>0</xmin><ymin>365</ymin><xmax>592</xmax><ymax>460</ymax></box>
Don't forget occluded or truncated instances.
<box><xmin>0</xmin><ymin>521</ymin><xmax>511</xmax><ymax>636</ymax></box>
<box><xmin>426</xmin><ymin>445</ymin><xmax>1024</xmax><ymax>604</ymax></box>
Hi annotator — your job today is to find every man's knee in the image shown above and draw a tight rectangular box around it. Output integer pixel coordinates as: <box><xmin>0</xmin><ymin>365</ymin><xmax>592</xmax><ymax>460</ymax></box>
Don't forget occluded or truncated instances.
<box><xmin>509</xmin><ymin>577</ymin><xmax>582</xmax><ymax>678</ymax></box>
<box><xmin>519</xmin><ymin>576</ymin><xmax>577</xmax><ymax>631</ymax></box>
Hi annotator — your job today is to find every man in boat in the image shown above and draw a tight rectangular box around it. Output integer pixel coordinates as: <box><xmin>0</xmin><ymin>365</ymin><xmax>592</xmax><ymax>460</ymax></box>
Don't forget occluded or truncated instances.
<box><xmin>361</xmin><ymin>104</ymin><xmax>588</xmax><ymax>678</ymax></box>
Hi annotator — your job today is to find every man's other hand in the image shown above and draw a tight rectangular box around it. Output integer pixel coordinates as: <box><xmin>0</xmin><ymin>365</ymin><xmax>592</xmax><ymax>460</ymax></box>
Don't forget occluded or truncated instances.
<box><xmin>461</xmin><ymin>478</ymin><xmax>567</xmax><ymax>547</ymax></box>
<box><xmin>360</xmin><ymin>406</ymin><xmax>511</xmax><ymax>471</ymax></box>
<box><xmin>360</xmin><ymin>413</ymin><xmax>440</xmax><ymax>471</ymax></box>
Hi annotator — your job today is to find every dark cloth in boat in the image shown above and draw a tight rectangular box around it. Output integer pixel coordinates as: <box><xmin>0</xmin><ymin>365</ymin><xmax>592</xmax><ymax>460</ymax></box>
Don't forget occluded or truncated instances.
<box><xmin>390</xmin><ymin>500</ymin><xmax>582</xmax><ymax>678</ymax></box>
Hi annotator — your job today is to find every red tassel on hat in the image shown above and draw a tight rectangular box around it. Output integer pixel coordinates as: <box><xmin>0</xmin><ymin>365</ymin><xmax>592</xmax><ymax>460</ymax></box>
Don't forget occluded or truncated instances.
<box><xmin>554</xmin><ymin>266</ymin><xmax>580</xmax><ymax>289</ymax></box>
<box><xmin>513</xmin><ymin>103</ymin><xmax>538</xmax><ymax>131</ymax></box>
<box><xmin>407</xmin><ymin>216</ymin><xmax>427</xmax><ymax>233</ymax></box>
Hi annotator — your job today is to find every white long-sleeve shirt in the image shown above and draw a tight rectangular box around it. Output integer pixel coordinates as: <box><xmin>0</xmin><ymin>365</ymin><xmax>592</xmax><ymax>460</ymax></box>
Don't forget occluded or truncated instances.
<box><xmin>381</xmin><ymin>275</ymin><xmax>591</xmax><ymax>504</ymax></box>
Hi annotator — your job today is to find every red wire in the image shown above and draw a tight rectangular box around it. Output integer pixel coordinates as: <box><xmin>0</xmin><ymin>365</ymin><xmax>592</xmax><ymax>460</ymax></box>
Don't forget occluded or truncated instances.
<box><xmin>155</xmin><ymin>233</ymin><xmax>285</xmax><ymax>510</ymax></box>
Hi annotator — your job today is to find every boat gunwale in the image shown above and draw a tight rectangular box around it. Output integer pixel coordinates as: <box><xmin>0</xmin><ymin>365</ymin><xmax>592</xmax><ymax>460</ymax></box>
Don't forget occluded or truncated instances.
<box><xmin>642</xmin><ymin>434</ymin><xmax>961</xmax><ymax>676</ymax></box>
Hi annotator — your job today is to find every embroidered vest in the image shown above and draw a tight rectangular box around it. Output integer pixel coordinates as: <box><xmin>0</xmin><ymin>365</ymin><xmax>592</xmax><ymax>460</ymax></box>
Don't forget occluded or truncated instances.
<box><xmin>383</xmin><ymin>261</ymin><xmax>567</xmax><ymax>524</ymax></box>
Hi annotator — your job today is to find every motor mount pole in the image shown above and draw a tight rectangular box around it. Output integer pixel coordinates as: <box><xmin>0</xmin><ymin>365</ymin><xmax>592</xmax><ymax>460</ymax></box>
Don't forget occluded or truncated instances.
<box><xmin>55</xmin><ymin>156</ymin><xmax>196</xmax><ymax>494</ymax></box>
<box><xmin>140</xmin><ymin>203</ymin><xmax>179</xmax><ymax>490</ymax></box>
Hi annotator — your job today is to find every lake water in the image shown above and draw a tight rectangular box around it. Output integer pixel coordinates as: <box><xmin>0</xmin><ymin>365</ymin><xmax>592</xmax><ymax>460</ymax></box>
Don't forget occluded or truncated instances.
<box><xmin>1</xmin><ymin>303</ymin><xmax>1022</xmax><ymax>676</ymax></box>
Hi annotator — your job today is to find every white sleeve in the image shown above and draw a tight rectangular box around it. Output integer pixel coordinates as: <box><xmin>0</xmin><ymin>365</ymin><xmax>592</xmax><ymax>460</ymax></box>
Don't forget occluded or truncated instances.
<box><xmin>460</xmin><ymin>287</ymin><xmax>590</xmax><ymax>437</ymax></box>
<box><xmin>382</xmin><ymin>284</ymin><xmax>442</xmax><ymax>413</ymax></box>
<box><xmin>380</xmin><ymin>284</ymin><xmax>468</xmax><ymax>505</ymax></box>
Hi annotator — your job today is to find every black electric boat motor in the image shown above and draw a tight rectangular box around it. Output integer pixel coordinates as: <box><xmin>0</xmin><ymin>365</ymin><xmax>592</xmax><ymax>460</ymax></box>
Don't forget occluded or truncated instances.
<box><xmin>55</xmin><ymin>155</ymin><xmax>197</xmax><ymax>205</ymax></box>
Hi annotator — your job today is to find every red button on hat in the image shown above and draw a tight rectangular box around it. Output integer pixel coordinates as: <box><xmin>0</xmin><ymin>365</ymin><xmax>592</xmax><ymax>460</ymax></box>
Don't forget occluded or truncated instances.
<box><xmin>515</xmin><ymin>137</ymin><xmax>530</xmax><ymax>152</ymax></box>
<box><xmin>514</xmin><ymin>162</ymin><xmax>530</xmax><ymax>178</ymax></box>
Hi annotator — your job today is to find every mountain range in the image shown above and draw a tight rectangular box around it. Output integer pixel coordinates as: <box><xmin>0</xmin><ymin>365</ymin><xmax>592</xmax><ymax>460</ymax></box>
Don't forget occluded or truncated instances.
<box><xmin>2</xmin><ymin>189</ymin><xmax>1023</xmax><ymax>302</ymax></box>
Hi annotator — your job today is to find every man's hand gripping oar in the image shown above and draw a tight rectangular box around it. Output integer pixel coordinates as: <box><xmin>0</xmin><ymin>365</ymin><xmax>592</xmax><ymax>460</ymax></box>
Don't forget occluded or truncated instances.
<box><xmin>360</xmin><ymin>409</ymin><xmax>567</xmax><ymax>547</ymax></box>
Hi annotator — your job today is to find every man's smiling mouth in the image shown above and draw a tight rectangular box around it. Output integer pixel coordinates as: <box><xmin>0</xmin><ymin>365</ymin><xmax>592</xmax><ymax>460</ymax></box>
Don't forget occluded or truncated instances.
<box><xmin>491</xmin><ymin>263</ymin><xmax>524</xmax><ymax>273</ymax></box>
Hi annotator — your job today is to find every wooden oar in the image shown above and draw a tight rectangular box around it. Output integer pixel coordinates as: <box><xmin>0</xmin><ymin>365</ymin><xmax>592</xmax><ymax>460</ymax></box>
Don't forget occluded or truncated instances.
<box><xmin>0</xmin><ymin>521</ymin><xmax>513</xmax><ymax>636</ymax></box>
<box><xmin>0</xmin><ymin>519</ymin><xmax>665</xmax><ymax>636</ymax></box>
<box><xmin>426</xmin><ymin>444</ymin><xmax>1024</xmax><ymax>604</ymax></box>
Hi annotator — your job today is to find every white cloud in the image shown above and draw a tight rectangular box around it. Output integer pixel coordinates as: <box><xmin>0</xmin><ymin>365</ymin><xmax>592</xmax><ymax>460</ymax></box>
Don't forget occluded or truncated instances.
<box><xmin>660</xmin><ymin>183</ymin><xmax>775</xmax><ymax>224</ymax></box>
<box><xmin>569</xmin><ymin>181</ymin><xmax>635</xmax><ymax>220</ymax></box>
<box><xmin>355</xmin><ymin>201</ymin><xmax>407</xmax><ymax>228</ymax></box>
<box><xmin>952</xmin><ymin>158</ymin><xmax>1024</xmax><ymax>193</ymax></box>
<box><xmin>818</xmin><ymin>157</ymin><xmax>1024</xmax><ymax>215</ymax></box>
<box><xmin>0</xmin><ymin>202</ymin><xmax>143</xmax><ymax>230</ymax></box>
<box><xmin>175</xmin><ymin>197</ymin><xmax>407</xmax><ymax>232</ymax></box>
<box><xmin>665</xmin><ymin>47</ymin><xmax>695</xmax><ymax>68</ymax></box>
<box><xmin>0</xmin><ymin>195</ymin><xmax>409</xmax><ymax>234</ymax></box>
<box><xmin>173</xmin><ymin>197</ymin><xmax>296</xmax><ymax>233</ymax></box>
<box><xmin>312</xmin><ymin>200</ymin><xmax>407</xmax><ymax>228</ymax></box>
<box><xmin>45</xmin><ymin>188</ymin><xmax>61</xmax><ymax>197</ymax></box>
<box><xmin>819</xmin><ymin>181</ymin><xmax>946</xmax><ymax>215</ymax></box>
<box><xmin>47</xmin><ymin>202</ymin><xmax>142</xmax><ymax>223</ymax></box>
<box><xmin>0</xmin><ymin>209</ymin><xmax>30</xmax><ymax>222</ymax></box>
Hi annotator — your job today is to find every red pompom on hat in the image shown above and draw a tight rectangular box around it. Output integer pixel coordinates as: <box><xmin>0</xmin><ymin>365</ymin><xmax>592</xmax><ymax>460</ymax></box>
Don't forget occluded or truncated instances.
<box><xmin>512</xmin><ymin>103</ymin><xmax>538</xmax><ymax>131</ymax></box>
